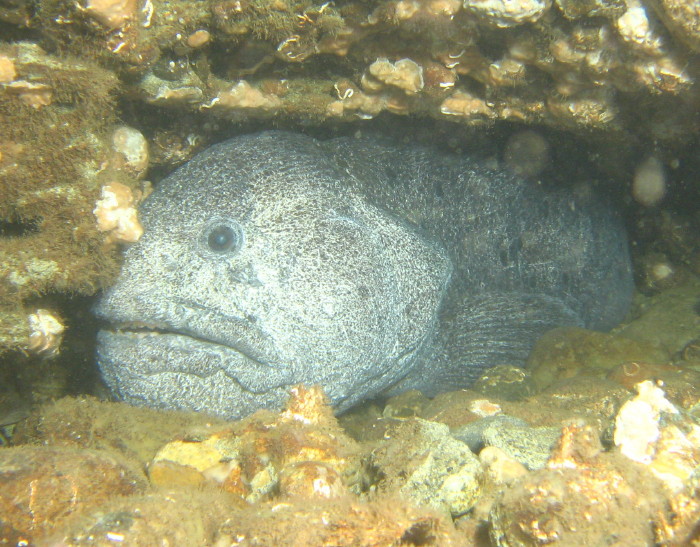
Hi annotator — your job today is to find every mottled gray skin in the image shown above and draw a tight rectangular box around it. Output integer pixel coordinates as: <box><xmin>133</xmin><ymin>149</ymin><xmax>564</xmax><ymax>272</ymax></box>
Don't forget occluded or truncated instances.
<box><xmin>95</xmin><ymin>131</ymin><xmax>633</xmax><ymax>419</ymax></box>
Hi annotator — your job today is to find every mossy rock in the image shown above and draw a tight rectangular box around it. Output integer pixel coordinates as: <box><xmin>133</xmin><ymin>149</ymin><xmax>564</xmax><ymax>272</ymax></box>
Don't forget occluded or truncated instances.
<box><xmin>527</xmin><ymin>327</ymin><xmax>668</xmax><ymax>390</ymax></box>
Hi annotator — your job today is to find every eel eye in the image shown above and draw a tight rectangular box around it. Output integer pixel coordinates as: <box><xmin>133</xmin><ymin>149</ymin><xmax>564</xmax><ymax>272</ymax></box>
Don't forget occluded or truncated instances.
<box><xmin>208</xmin><ymin>224</ymin><xmax>237</xmax><ymax>252</ymax></box>
<box><xmin>201</xmin><ymin>220</ymin><xmax>244</xmax><ymax>255</ymax></box>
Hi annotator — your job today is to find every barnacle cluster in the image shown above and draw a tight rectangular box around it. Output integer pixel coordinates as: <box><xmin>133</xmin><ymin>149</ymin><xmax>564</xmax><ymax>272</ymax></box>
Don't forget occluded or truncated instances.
<box><xmin>4</xmin><ymin>373</ymin><xmax>700</xmax><ymax>544</ymax></box>
<box><xmin>148</xmin><ymin>385</ymin><xmax>359</xmax><ymax>503</ymax></box>
<box><xmin>3</xmin><ymin>386</ymin><xmax>466</xmax><ymax>544</ymax></box>
<box><xmin>24</xmin><ymin>0</ymin><xmax>696</xmax><ymax>131</ymax></box>
<box><xmin>0</xmin><ymin>42</ymin><xmax>143</xmax><ymax>354</ymax></box>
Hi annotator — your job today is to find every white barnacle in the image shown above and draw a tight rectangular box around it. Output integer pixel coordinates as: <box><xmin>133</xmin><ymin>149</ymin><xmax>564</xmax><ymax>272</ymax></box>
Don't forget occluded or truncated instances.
<box><xmin>28</xmin><ymin>309</ymin><xmax>65</xmax><ymax>356</ymax></box>
<box><xmin>200</xmin><ymin>96</ymin><xmax>220</xmax><ymax>109</ymax></box>
<box><xmin>142</xmin><ymin>0</ymin><xmax>154</xmax><ymax>27</ymax></box>
<box><xmin>277</xmin><ymin>35</ymin><xmax>299</xmax><ymax>51</ymax></box>
<box><xmin>334</xmin><ymin>83</ymin><xmax>354</xmax><ymax>100</ymax></box>
<box><xmin>94</xmin><ymin>181</ymin><xmax>144</xmax><ymax>242</ymax></box>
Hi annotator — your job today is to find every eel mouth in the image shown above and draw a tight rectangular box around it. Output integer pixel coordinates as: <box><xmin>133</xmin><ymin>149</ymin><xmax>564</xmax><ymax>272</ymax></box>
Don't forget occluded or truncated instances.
<box><xmin>104</xmin><ymin>320</ymin><xmax>278</xmax><ymax>368</ymax></box>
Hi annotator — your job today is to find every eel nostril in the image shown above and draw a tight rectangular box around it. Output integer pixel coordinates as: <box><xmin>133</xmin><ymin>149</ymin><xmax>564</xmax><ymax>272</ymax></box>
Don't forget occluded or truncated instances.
<box><xmin>228</xmin><ymin>263</ymin><xmax>263</xmax><ymax>287</ymax></box>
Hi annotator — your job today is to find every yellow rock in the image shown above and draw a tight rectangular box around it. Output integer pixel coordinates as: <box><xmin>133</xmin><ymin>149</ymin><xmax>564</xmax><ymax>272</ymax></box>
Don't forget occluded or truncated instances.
<box><xmin>149</xmin><ymin>459</ymin><xmax>207</xmax><ymax>487</ymax></box>
<box><xmin>151</xmin><ymin>437</ymin><xmax>223</xmax><ymax>472</ymax></box>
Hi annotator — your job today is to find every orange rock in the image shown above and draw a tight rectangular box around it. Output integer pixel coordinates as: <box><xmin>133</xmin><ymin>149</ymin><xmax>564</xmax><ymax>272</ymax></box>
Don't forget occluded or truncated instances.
<box><xmin>278</xmin><ymin>461</ymin><xmax>348</xmax><ymax>499</ymax></box>
<box><xmin>147</xmin><ymin>386</ymin><xmax>360</xmax><ymax>504</ymax></box>
<box><xmin>490</xmin><ymin>450</ymin><xmax>667</xmax><ymax>546</ymax></box>
<box><xmin>186</xmin><ymin>30</ymin><xmax>211</xmax><ymax>48</ymax></box>
<box><xmin>528</xmin><ymin>327</ymin><xmax>668</xmax><ymax>390</ymax></box>
<box><xmin>607</xmin><ymin>361</ymin><xmax>678</xmax><ymax>390</ymax></box>
<box><xmin>216</xmin><ymin>497</ymin><xmax>464</xmax><ymax>546</ymax></box>
<box><xmin>84</xmin><ymin>0</ymin><xmax>138</xmax><ymax>29</ymax></box>
<box><xmin>479</xmin><ymin>446</ymin><xmax>528</xmax><ymax>485</ymax></box>
<box><xmin>547</xmin><ymin>420</ymin><xmax>603</xmax><ymax>469</ymax></box>
<box><xmin>0</xmin><ymin>54</ymin><xmax>16</xmax><ymax>83</ymax></box>
<box><xmin>0</xmin><ymin>446</ymin><xmax>145</xmax><ymax>542</ymax></box>
<box><xmin>148</xmin><ymin>459</ymin><xmax>206</xmax><ymax>488</ymax></box>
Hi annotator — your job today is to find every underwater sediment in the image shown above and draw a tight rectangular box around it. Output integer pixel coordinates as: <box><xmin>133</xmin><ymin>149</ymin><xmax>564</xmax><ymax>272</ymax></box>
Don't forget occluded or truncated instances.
<box><xmin>2</xmin><ymin>372</ymin><xmax>700</xmax><ymax>545</ymax></box>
